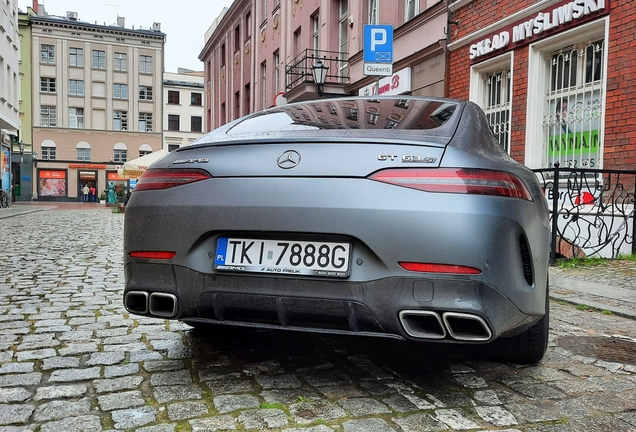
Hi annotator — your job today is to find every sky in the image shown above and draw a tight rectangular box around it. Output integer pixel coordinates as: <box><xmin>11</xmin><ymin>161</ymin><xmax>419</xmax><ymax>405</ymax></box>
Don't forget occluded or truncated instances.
<box><xmin>18</xmin><ymin>0</ymin><xmax>234</xmax><ymax>72</ymax></box>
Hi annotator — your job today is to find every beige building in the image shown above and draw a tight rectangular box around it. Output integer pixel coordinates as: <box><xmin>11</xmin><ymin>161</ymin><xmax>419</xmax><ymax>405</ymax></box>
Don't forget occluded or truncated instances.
<box><xmin>29</xmin><ymin>8</ymin><xmax>165</xmax><ymax>201</ymax></box>
<box><xmin>163</xmin><ymin>69</ymin><xmax>205</xmax><ymax>150</ymax></box>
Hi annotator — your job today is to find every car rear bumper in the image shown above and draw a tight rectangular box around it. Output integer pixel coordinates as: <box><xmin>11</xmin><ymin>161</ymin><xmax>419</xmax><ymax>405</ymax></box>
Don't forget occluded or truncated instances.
<box><xmin>123</xmin><ymin>263</ymin><xmax>543</xmax><ymax>343</ymax></box>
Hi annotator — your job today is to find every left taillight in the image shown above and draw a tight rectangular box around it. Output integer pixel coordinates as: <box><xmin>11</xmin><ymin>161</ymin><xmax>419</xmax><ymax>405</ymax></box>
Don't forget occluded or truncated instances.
<box><xmin>369</xmin><ymin>168</ymin><xmax>533</xmax><ymax>200</ymax></box>
<box><xmin>134</xmin><ymin>168</ymin><xmax>211</xmax><ymax>191</ymax></box>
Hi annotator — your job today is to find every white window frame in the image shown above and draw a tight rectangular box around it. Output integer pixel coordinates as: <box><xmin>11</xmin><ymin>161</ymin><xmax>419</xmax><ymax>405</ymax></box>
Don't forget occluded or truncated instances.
<box><xmin>405</xmin><ymin>0</ymin><xmax>419</xmax><ymax>21</ymax></box>
<box><xmin>69</xmin><ymin>47</ymin><xmax>83</xmax><ymax>67</ymax></box>
<box><xmin>469</xmin><ymin>52</ymin><xmax>514</xmax><ymax>154</ymax></box>
<box><xmin>92</xmin><ymin>50</ymin><xmax>106</xmax><ymax>69</ymax></box>
<box><xmin>525</xmin><ymin>18</ymin><xmax>608</xmax><ymax>169</ymax></box>
<box><xmin>40</xmin><ymin>106</ymin><xmax>57</xmax><ymax>127</ymax></box>
<box><xmin>113</xmin><ymin>84</ymin><xmax>129</xmax><ymax>99</ymax></box>
<box><xmin>274</xmin><ymin>51</ymin><xmax>280</xmax><ymax>93</ymax></box>
<box><xmin>139</xmin><ymin>86</ymin><xmax>153</xmax><ymax>101</ymax></box>
<box><xmin>338</xmin><ymin>0</ymin><xmax>349</xmax><ymax>79</ymax></box>
<box><xmin>113</xmin><ymin>110</ymin><xmax>128</xmax><ymax>131</ymax></box>
<box><xmin>114</xmin><ymin>52</ymin><xmax>127</xmax><ymax>71</ymax></box>
<box><xmin>368</xmin><ymin>0</ymin><xmax>378</xmax><ymax>24</ymax></box>
<box><xmin>140</xmin><ymin>55</ymin><xmax>152</xmax><ymax>74</ymax></box>
<box><xmin>139</xmin><ymin>113</ymin><xmax>152</xmax><ymax>132</ymax></box>
<box><xmin>312</xmin><ymin>13</ymin><xmax>320</xmax><ymax>55</ymax></box>
<box><xmin>40</xmin><ymin>77</ymin><xmax>56</xmax><ymax>93</ymax></box>
<box><xmin>261</xmin><ymin>61</ymin><xmax>267</xmax><ymax>109</ymax></box>
<box><xmin>69</xmin><ymin>108</ymin><xmax>84</xmax><ymax>129</ymax></box>
<box><xmin>69</xmin><ymin>79</ymin><xmax>84</xmax><ymax>96</ymax></box>
<box><xmin>41</xmin><ymin>44</ymin><xmax>55</xmax><ymax>63</ymax></box>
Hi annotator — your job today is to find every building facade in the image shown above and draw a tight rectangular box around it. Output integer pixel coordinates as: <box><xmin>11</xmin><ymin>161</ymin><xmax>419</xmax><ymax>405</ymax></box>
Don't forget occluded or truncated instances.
<box><xmin>1</xmin><ymin>0</ymin><xmax>20</xmax><ymax>195</ymax></box>
<box><xmin>446</xmin><ymin>0</ymin><xmax>633</xmax><ymax>171</ymax></box>
<box><xmin>199</xmin><ymin>0</ymin><xmax>448</xmax><ymax>131</ymax></box>
<box><xmin>28</xmin><ymin>9</ymin><xmax>165</xmax><ymax>201</ymax></box>
<box><xmin>163</xmin><ymin>69</ymin><xmax>205</xmax><ymax>150</ymax></box>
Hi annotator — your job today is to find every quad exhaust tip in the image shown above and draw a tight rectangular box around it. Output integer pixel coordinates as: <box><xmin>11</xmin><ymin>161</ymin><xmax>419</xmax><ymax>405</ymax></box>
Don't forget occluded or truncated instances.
<box><xmin>399</xmin><ymin>310</ymin><xmax>492</xmax><ymax>342</ymax></box>
<box><xmin>124</xmin><ymin>291</ymin><xmax>178</xmax><ymax>318</ymax></box>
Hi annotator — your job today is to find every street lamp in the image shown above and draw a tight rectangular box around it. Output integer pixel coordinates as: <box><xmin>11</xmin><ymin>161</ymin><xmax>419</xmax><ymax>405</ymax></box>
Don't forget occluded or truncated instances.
<box><xmin>18</xmin><ymin>141</ymin><xmax>25</xmax><ymax>163</ymax></box>
<box><xmin>311</xmin><ymin>58</ymin><xmax>329</xmax><ymax>98</ymax></box>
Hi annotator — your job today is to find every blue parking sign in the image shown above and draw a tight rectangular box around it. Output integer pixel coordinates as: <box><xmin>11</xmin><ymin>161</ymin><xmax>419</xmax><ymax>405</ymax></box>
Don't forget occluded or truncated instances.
<box><xmin>364</xmin><ymin>25</ymin><xmax>393</xmax><ymax>63</ymax></box>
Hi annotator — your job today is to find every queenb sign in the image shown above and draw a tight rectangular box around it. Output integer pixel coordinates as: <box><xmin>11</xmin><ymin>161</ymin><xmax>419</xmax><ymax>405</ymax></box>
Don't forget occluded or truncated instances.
<box><xmin>469</xmin><ymin>0</ymin><xmax>609</xmax><ymax>61</ymax></box>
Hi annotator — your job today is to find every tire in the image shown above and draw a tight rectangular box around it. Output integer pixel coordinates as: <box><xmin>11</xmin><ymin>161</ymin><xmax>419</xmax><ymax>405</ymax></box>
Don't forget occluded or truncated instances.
<box><xmin>1</xmin><ymin>193</ymin><xmax>8</xmax><ymax>208</ymax></box>
<box><xmin>489</xmin><ymin>278</ymin><xmax>550</xmax><ymax>364</ymax></box>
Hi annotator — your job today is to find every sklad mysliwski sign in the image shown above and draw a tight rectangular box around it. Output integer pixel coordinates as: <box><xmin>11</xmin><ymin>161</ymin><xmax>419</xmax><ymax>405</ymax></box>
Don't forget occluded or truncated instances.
<box><xmin>364</xmin><ymin>24</ymin><xmax>393</xmax><ymax>76</ymax></box>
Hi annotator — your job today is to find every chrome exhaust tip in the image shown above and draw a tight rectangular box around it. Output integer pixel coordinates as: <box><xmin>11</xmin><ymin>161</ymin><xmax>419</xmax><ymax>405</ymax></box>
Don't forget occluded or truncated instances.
<box><xmin>398</xmin><ymin>310</ymin><xmax>447</xmax><ymax>339</ymax></box>
<box><xmin>124</xmin><ymin>291</ymin><xmax>149</xmax><ymax>314</ymax></box>
<box><xmin>442</xmin><ymin>312</ymin><xmax>492</xmax><ymax>341</ymax></box>
<box><xmin>149</xmin><ymin>292</ymin><xmax>178</xmax><ymax>318</ymax></box>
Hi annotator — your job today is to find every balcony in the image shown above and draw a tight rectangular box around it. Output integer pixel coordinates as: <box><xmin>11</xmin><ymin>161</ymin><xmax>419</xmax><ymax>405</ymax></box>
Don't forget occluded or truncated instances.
<box><xmin>284</xmin><ymin>49</ymin><xmax>350</xmax><ymax>102</ymax></box>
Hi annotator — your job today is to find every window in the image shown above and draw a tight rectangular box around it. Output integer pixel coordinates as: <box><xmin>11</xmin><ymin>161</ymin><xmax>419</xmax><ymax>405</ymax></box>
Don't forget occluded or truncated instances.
<box><xmin>41</xmin><ymin>146</ymin><xmax>56</xmax><ymax>160</ymax></box>
<box><xmin>263</xmin><ymin>0</ymin><xmax>268</xmax><ymax>21</ymax></box>
<box><xmin>139</xmin><ymin>149</ymin><xmax>151</xmax><ymax>157</ymax></box>
<box><xmin>542</xmin><ymin>39</ymin><xmax>605</xmax><ymax>169</ymax></box>
<box><xmin>312</xmin><ymin>14</ymin><xmax>320</xmax><ymax>55</ymax></box>
<box><xmin>113</xmin><ymin>110</ymin><xmax>128</xmax><ymax>131</ymax></box>
<box><xmin>41</xmin><ymin>44</ymin><xmax>55</xmax><ymax>63</ymax></box>
<box><xmin>113</xmin><ymin>84</ymin><xmax>128</xmax><ymax>99</ymax></box>
<box><xmin>338</xmin><ymin>0</ymin><xmax>349</xmax><ymax>79</ymax></box>
<box><xmin>76</xmin><ymin>148</ymin><xmax>91</xmax><ymax>161</ymax></box>
<box><xmin>69</xmin><ymin>47</ymin><xmax>83</xmax><ymax>67</ymax></box>
<box><xmin>41</xmin><ymin>106</ymin><xmax>57</xmax><ymax>127</ymax></box>
<box><xmin>168</xmin><ymin>90</ymin><xmax>180</xmax><ymax>104</ymax></box>
<box><xmin>40</xmin><ymin>77</ymin><xmax>56</xmax><ymax>93</ymax></box>
<box><xmin>221</xmin><ymin>43</ymin><xmax>226</xmax><ymax>67</ymax></box>
<box><xmin>191</xmin><ymin>92</ymin><xmax>202</xmax><ymax>106</ymax></box>
<box><xmin>484</xmin><ymin>69</ymin><xmax>511</xmax><ymax>153</ymax></box>
<box><xmin>69</xmin><ymin>79</ymin><xmax>84</xmax><ymax>96</ymax></box>
<box><xmin>69</xmin><ymin>108</ymin><xmax>84</xmax><ymax>128</ymax></box>
<box><xmin>368</xmin><ymin>0</ymin><xmax>378</xmax><ymax>24</ymax></box>
<box><xmin>261</xmin><ymin>61</ymin><xmax>267</xmax><ymax>109</ymax></box>
<box><xmin>140</xmin><ymin>55</ymin><xmax>152</xmax><ymax>73</ymax></box>
<box><xmin>245</xmin><ymin>12</ymin><xmax>252</xmax><ymax>39</ymax></box>
<box><xmin>168</xmin><ymin>114</ymin><xmax>180</xmax><ymax>131</ymax></box>
<box><xmin>191</xmin><ymin>116</ymin><xmax>202</xmax><ymax>132</ymax></box>
<box><xmin>92</xmin><ymin>50</ymin><xmax>106</xmax><ymax>69</ymax></box>
<box><xmin>114</xmin><ymin>52</ymin><xmax>127</xmax><ymax>71</ymax></box>
<box><xmin>405</xmin><ymin>0</ymin><xmax>419</xmax><ymax>21</ymax></box>
<box><xmin>139</xmin><ymin>86</ymin><xmax>153</xmax><ymax>101</ymax></box>
<box><xmin>168</xmin><ymin>144</ymin><xmax>179</xmax><ymax>152</ymax></box>
<box><xmin>234</xmin><ymin>25</ymin><xmax>241</xmax><ymax>52</ymax></box>
<box><xmin>274</xmin><ymin>51</ymin><xmax>280</xmax><ymax>93</ymax></box>
<box><xmin>139</xmin><ymin>113</ymin><xmax>153</xmax><ymax>132</ymax></box>
<box><xmin>113</xmin><ymin>149</ymin><xmax>127</xmax><ymax>163</ymax></box>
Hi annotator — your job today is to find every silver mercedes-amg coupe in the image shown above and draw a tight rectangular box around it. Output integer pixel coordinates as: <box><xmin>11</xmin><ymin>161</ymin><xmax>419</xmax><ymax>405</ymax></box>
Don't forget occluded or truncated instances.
<box><xmin>123</xmin><ymin>96</ymin><xmax>551</xmax><ymax>364</ymax></box>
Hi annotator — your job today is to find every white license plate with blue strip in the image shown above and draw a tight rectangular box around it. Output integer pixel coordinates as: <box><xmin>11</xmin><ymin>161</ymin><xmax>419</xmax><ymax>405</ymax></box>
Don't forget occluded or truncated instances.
<box><xmin>214</xmin><ymin>237</ymin><xmax>351</xmax><ymax>278</ymax></box>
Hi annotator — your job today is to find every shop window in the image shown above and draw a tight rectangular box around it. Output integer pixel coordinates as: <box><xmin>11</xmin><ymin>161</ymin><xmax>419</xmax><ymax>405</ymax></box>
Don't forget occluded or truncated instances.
<box><xmin>470</xmin><ymin>54</ymin><xmax>513</xmax><ymax>154</ymax></box>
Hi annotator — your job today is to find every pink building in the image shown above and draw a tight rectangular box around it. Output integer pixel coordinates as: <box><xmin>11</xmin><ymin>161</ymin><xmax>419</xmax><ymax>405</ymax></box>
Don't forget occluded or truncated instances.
<box><xmin>199</xmin><ymin>0</ymin><xmax>448</xmax><ymax>131</ymax></box>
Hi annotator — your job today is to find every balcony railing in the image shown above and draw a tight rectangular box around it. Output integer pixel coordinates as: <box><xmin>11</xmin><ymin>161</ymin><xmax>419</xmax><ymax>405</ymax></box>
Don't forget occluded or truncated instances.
<box><xmin>285</xmin><ymin>49</ymin><xmax>349</xmax><ymax>92</ymax></box>
<box><xmin>532</xmin><ymin>165</ymin><xmax>636</xmax><ymax>262</ymax></box>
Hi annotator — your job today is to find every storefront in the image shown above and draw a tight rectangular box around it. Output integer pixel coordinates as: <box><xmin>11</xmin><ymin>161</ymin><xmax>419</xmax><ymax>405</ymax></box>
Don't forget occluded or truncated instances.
<box><xmin>446</xmin><ymin>0</ymin><xmax>632</xmax><ymax>170</ymax></box>
<box><xmin>106</xmin><ymin>170</ymin><xmax>130</xmax><ymax>203</ymax></box>
<box><xmin>1</xmin><ymin>132</ymin><xmax>10</xmax><ymax>193</ymax></box>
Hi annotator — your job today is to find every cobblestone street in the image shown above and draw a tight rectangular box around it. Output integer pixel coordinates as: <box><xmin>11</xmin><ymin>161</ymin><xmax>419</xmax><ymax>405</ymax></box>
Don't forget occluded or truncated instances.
<box><xmin>2</xmin><ymin>207</ymin><xmax>636</xmax><ymax>431</ymax></box>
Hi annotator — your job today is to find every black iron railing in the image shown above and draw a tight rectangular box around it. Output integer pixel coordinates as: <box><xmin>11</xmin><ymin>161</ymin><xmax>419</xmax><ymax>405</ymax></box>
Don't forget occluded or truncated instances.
<box><xmin>285</xmin><ymin>49</ymin><xmax>349</xmax><ymax>92</ymax></box>
<box><xmin>533</xmin><ymin>165</ymin><xmax>636</xmax><ymax>262</ymax></box>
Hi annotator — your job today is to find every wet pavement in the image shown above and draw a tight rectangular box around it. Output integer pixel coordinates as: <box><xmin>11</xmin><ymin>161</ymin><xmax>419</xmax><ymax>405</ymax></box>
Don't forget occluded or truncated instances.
<box><xmin>1</xmin><ymin>205</ymin><xmax>636</xmax><ymax>431</ymax></box>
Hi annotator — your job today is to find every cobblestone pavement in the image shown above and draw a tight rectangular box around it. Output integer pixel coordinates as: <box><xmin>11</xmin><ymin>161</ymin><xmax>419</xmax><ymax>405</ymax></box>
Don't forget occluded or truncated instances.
<box><xmin>2</xmin><ymin>208</ymin><xmax>636</xmax><ymax>432</ymax></box>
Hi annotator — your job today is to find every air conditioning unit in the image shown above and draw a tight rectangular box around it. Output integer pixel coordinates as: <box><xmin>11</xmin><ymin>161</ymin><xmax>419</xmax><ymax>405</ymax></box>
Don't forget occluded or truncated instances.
<box><xmin>67</xmin><ymin>11</ymin><xmax>78</xmax><ymax>20</ymax></box>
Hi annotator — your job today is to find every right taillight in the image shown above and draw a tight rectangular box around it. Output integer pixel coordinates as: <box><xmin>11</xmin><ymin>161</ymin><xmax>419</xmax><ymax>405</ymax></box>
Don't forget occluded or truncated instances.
<box><xmin>134</xmin><ymin>168</ymin><xmax>211</xmax><ymax>191</ymax></box>
<box><xmin>370</xmin><ymin>168</ymin><xmax>532</xmax><ymax>200</ymax></box>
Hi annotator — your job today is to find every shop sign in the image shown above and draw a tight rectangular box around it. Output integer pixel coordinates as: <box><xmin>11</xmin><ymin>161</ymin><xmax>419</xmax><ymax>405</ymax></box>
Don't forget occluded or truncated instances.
<box><xmin>469</xmin><ymin>0</ymin><xmax>609</xmax><ymax>61</ymax></box>
<box><xmin>69</xmin><ymin>163</ymin><xmax>107</xmax><ymax>169</ymax></box>
<box><xmin>358</xmin><ymin>68</ymin><xmax>412</xmax><ymax>96</ymax></box>
<box><xmin>107</xmin><ymin>171</ymin><xmax>127</xmax><ymax>181</ymax></box>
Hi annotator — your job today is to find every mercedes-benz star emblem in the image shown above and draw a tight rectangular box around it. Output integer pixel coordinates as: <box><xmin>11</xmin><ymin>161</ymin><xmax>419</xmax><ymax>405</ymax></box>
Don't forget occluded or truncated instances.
<box><xmin>277</xmin><ymin>150</ymin><xmax>301</xmax><ymax>169</ymax></box>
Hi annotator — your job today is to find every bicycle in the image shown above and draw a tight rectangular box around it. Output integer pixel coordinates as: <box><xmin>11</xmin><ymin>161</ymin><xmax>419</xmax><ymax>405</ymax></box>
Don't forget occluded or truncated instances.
<box><xmin>0</xmin><ymin>189</ymin><xmax>10</xmax><ymax>208</ymax></box>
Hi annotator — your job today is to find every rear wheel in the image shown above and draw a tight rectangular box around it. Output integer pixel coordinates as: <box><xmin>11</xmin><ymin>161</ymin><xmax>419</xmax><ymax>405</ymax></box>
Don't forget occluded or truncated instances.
<box><xmin>1</xmin><ymin>192</ymin><xmax>8</xmax><ymax>208</ymax></box>
<box><xmin>489</xmin><ymin>279</ymin><xmax>549</xmax><ymax>364</ymax></box>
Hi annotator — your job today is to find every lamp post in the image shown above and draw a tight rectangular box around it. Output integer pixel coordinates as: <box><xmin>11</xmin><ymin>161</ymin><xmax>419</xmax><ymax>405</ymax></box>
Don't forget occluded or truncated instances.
<box><xmin>311</xmin><ymin>57</ymin><xmax>329</xmax><ymax>98</ymax></box>
<box><xmin>18</xmin><ymin>141</ymin><xmax>25</xmax><ymax>163</ymax></box>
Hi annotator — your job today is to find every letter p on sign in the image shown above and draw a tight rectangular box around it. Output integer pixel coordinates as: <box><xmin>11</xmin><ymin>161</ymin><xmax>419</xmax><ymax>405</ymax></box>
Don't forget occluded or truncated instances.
<box><xmin>370</xmin><ymin>28</ymin><xmax>387</xmax><ymax>51</ymax></box>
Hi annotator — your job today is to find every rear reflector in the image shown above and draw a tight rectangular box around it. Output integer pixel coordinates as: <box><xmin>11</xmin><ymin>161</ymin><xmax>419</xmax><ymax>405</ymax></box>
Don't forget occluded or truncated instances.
<box><xmin>399</xmin><ymin>262</ymin><xmax>481</xmax><ymax>275</ymax></box>
<box><xmin>129</xmin><ymin>251</ymin><xmax>176</xmax><ymax>260</ymax></box>
<box><xmin>370</xmin><ymin>168</ymin><xmax>532</xmax><ymax>200</ymax></box>
<box><xmin>135</xmin><ymin>168</ymin><xmax>211</xmax><ymax>191</ymax></box>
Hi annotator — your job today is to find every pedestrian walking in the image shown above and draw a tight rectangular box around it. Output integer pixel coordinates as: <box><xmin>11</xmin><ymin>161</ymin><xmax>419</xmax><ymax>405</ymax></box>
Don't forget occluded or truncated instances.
<box><xmin>82</xmin><ymin>184</ymin><xmax>90</xmax><ymax>202</ymax></box>
<box><xmin>90</xmin><ymin>185</ymin><xmax>96</xmax><ymax>203</ymax></box>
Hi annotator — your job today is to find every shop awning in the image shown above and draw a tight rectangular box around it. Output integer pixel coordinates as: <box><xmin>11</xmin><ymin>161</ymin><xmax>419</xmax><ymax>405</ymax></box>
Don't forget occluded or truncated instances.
<box><xmin>117</xmin><ymin>149</ymin><xmax>170</xmax><ymax>180</ymax></box>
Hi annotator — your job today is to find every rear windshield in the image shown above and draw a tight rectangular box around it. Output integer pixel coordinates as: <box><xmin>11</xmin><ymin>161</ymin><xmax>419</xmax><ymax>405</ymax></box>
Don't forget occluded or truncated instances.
<box><xmin>227</xmin><ymin>98</ymin><xmax>457</xmax><ymax>135</ymax></box>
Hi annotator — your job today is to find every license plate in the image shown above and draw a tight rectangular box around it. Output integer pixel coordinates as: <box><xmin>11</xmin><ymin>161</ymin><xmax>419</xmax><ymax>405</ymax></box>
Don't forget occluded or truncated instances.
<box><xmin>214</xmin><ymin>237</ymin><xmax>351</xmax><ymax>278</ymax></box>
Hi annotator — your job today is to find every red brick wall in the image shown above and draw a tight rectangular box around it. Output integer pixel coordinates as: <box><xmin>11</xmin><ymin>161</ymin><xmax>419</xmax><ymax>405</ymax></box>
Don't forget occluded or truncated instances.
<box><xmin>448</xmin><ymin>0</ymin><xmax>635</xmax><ymax>169</ymax></box>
